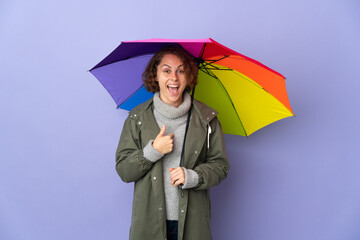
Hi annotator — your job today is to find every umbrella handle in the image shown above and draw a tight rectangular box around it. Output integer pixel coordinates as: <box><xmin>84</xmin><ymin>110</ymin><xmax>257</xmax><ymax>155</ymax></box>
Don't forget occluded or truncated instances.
<box><xmin>178</xmin><ymin>87</ymin><xmax>196</xmax><ymax>198</ymax></box>
<box><xmin>179</xmin><ymin>87</ymin><xmax>195</xmax><ymax>167</ymax></box>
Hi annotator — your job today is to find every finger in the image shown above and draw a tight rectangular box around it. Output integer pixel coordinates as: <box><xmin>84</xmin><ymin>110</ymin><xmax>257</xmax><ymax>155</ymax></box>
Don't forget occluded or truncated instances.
<box><xmin>170</xmin><ymin>169</ymin><xmax>181</xmax><ymax>179</ymax></box>
<box><xmin>170</xmin><ymin>168</ymin><xmax>182</xmax><ymax>176</ymax></box>
<box><xmin>168</xmin><ymin>133</ymin><xmax>174</xmax><ymax>139</ymax></box>
<box><xmin>158</xmin><ymin>125</ymin><xmax>166</xmax><ymax>137</ymax></box>
<box><xmin>173</xmin><ymin>177</ymin><xmax>185</xmax><ymax>186</ymax></box>
<box><xmin>169</xmin><ymin>168</ymin><xmax>175</xmax><ymax>172</ymax></box>
<box><xmin>171</xmin><ymin>172</ymin><xmax>184</xmax><ymax>181</ymax></box>
<box><xmin>170</xmin><ymin>170</ymin><xmax>184</xmax><ymax>180</ymax></box>
<box><xmin>172</xmin><ymin>176</ymin><xmax>184</xmax><ymax>185</ymax></box>
<box><xmin>170</xmin><ymin>171</ymin><xmax>179</xmax><ymax>181</ymax></box>
<box><xmin>172</xmin><ymin>167</ymin><xmax>184</xmax><ymax>175</ymax></box>
<box><xmin>164</xmin><ymin>135</ymin><xmax>174</xmax><ymax>142</ymax></box>
<box><xmin>169</xmin><ymin>168</ymin><xmax>177</xmax><ymax>177</ymax></box>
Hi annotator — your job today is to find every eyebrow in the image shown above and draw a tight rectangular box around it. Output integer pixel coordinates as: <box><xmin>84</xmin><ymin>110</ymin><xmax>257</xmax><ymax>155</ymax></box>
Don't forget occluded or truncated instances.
<box><xmin>161</xmin><ymin>64</ymin><xmax>184</xmax><ymax>69</ymax></box>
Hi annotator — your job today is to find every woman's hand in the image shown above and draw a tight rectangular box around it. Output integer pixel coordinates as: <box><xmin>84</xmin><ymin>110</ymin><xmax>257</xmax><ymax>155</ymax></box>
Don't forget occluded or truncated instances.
<box><xmin>169</xmin><ymin>167</ymin><xmax>185</xmax><ymax>186</ymax></box>
<box><xmin>152</xmin><ymin>125</ymin><xmax>174</xmax><ymax>154</ymax></box>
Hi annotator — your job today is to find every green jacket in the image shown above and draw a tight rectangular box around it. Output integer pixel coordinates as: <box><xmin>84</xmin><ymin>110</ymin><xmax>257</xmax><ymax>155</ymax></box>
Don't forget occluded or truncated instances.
<box><xmin>115</xmin><ymin>97</ymin><xmax>229</xmax><ymax>240</ymax></box>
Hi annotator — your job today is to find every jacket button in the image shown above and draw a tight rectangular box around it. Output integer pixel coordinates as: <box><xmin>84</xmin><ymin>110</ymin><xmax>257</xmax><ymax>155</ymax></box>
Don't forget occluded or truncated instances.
<box><xmin>137</xmin><ymin>121</ymin><xmax>142</xmax><ymax>125</ymax></box>
<box><xmin>159</xmin><ymin>207</ymin><xmax>162</xmax><ymax>211</ymax></box>
<box><xmin>212</xmin><ymin>112</ymin><xmax>215</xmax><ymax>115</ymax></box>
<box><xmin>153</xmin><ymin>177</ymin><xmax>157</xmax><ymax>181</ymax></box>
<box><xmin>134</xmin><ymin>114</ymin><xmax>137</xmax><ymax>117</ymax></box>
<box><xmin>194</xmin><ymin>151</ymin><xmax>198</xmax><ymax>154</ymax></box>
<box><xmin>207</xmin><ymin>117</ymin><xmax>210</xmax><ymax>120</ymax></box>
<box><xmin>181</xmin><ymin>209</ymin><xmax>184</xmax><ymax>213</ymax></box>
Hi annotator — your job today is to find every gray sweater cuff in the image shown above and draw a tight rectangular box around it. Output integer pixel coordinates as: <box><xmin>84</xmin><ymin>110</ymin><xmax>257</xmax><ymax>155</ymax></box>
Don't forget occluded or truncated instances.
<box><xmin>181</xmin><ymin>168</ymin><xmax>199</xmax><ymax>189</ymax></box>
<box><xmin>143</xmin><ymin>140</ymin><xmax>164</xmax><ymax>162</ymax></box>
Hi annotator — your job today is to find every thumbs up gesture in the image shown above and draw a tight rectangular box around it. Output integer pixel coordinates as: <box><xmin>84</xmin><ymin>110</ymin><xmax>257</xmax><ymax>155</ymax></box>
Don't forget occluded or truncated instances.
<box><xmin>152</xmin><ymin>125</ymin><xmax>174</xmax><ymax>154</ymax></box>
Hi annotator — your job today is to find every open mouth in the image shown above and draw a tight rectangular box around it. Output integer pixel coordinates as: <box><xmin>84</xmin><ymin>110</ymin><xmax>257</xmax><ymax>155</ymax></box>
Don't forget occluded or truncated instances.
<box><xmin>167</xmin><ymin>84</ymin><xmax>179</xmax><ymax>96</ymax></box>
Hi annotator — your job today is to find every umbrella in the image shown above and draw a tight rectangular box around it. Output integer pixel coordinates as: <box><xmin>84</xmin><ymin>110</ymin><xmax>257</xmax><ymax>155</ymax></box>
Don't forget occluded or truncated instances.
<box><xmin>89</xmin><ymin>38</ymin><xmax>294</xmax><ymax>136</ymax></box>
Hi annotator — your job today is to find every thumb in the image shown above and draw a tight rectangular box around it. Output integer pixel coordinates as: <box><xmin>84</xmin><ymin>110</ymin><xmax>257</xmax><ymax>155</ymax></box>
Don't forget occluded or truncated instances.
<box><xmin>158</xmin><ymin>124</ymin><xmax>166</xmax><ymax>137</ymax></box>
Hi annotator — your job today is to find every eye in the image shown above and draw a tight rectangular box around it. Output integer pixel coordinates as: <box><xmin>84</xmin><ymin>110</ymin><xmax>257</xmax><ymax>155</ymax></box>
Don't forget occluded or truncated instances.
<box><xmin>177</xmin><ymin>69</ymin><xmax>185</xmax><ymax>74</ymax></box>
<box><xmin>163</xmin><ymin>69</ymin><xmax>171</xmax><ymax>73</ymax></box>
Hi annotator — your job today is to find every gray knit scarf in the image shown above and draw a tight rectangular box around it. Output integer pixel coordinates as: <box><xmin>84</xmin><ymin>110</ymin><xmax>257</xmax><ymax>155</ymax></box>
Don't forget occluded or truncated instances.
<box><xmin>153</xmin><ymin>91</ymin><xmax>191</xmax><ymax>220</ymax></box>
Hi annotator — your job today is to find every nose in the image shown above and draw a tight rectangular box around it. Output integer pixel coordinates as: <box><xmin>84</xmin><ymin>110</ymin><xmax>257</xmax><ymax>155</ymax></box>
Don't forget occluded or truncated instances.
<box><xmin>170</xmin><ymin>71</ymin><xmax>178</xmax><ymax>81</ymax></box>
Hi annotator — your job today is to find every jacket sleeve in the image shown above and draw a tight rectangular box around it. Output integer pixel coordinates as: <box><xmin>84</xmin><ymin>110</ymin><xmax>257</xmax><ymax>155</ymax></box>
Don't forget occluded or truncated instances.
<box><xmin>193</xmin><ymin>117</ymin><xmax>230</xmax><ymax>190</ymax></box>
<box><xmin>115</xmin><ymin>115</ymin><xmax>156</xmax><ymax>183</ymax></box>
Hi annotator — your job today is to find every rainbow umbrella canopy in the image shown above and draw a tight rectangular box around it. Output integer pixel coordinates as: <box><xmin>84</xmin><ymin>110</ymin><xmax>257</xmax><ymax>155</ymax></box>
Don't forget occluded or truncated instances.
<box><xmin>90</xmin><ymin>38</ymin><xmax>294</xmax><ymax>136</ymax></box>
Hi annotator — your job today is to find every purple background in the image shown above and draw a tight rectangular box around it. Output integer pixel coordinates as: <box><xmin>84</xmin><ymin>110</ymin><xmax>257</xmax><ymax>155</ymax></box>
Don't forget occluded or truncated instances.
<box><xmin>1</xmin><ymin>0</ymin><xmax>359</xmax><ymax>239</ymax></box>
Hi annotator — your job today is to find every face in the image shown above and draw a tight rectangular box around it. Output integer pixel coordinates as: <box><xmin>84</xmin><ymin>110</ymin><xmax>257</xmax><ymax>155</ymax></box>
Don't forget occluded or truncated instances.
<box><xmin>156</xmin><ymin>54</ymin><xmax>188</xmax><ymax>107</ymax></box>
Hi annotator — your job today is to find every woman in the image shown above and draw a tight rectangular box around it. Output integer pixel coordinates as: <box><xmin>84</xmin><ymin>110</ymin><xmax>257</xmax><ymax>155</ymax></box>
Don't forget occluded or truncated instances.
<box><xmin>115</xmin><ymin>46</ymin><xmax>229</xmax><ymax>240</ymax></box>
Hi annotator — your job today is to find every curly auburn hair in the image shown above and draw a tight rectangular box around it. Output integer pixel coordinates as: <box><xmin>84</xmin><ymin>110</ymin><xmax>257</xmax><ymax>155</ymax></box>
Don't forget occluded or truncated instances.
<box><xmin>142</xmin><ymin>46</ymin><xmax>198</xmax><ymax>92</ymax></box>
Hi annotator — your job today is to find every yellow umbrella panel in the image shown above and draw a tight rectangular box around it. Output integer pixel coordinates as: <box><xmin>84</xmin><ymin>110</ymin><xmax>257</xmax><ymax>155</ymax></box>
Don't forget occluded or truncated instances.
<box><xmin>194</xmin><ymin>63</ymin><xmax>294</xmax><ymax>136</ymax></box>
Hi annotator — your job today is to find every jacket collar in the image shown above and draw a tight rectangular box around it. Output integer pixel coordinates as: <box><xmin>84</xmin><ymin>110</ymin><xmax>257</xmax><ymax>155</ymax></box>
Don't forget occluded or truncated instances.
<box><xmin>129</xmin><ymin>95</ymin><xmax>218</xmax><ymax>125</ymax></box>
